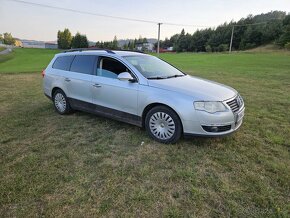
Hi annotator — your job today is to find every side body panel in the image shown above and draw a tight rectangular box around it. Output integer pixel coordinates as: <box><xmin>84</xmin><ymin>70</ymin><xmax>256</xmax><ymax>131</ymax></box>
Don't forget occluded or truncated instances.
<box><xmin>64</xmin><ymin>71</ymin><xmax>94</xmax><ymax>103</ymax></box>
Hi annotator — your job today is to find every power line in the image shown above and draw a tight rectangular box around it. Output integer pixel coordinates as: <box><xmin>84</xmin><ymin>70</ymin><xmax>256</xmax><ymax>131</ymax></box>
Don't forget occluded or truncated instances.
<box><xmin>163</xmin><ymin>22</ymin><xmax>210</xmax><ymax>28</ymax></box>
<box><xmin>5</xmin><ymin>0</ymin><xmax>210</xmax><ymax>28</ymax></box>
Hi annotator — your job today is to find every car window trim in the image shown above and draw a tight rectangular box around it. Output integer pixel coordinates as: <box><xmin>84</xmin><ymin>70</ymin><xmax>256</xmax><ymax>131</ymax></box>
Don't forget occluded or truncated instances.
<box><xmin>96</xmin><ymin>55</ymin><xmax>139</xmax><ymax>82</ymax></box>
<box><xmin>68</xmin><ymin>55</ymin><xmax>76</xmax><ymax>72</ymax></box>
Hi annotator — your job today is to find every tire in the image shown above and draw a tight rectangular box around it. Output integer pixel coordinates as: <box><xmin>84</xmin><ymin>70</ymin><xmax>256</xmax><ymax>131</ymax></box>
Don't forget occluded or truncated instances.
<box><xmin>52</xmin><ymin>89</ymin><xmax>72</xmax><ymax>115</ymax></box>
<box><xmin>145</xmin><ymin>106</ymin><xmax>182</xmax><ymax>143</ymax></box>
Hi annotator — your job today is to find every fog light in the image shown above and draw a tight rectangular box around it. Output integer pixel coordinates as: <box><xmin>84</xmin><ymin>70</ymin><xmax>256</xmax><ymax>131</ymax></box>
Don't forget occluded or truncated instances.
<box><xmin>202</xmin><ymin>125</ymin><xmax>231</xmax><ymax>133</ymax></box>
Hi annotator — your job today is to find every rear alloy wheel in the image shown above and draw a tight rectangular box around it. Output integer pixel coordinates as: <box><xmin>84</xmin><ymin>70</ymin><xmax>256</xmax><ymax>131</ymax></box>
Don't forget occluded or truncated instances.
<box><xmin>53</xmin><ymin>89</ymin><xmax>72</xmax><ymax>115</ymax></box>
<box><xmin>145</xmin><ymin>106</ymin><xmax>182</xmax><ymax>143</ymax></box>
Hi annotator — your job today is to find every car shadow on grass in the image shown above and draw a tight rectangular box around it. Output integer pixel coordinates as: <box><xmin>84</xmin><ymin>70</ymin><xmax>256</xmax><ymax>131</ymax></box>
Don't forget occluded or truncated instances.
<box><xmin>67</xmin><ymin>110</ymin><xmax>234</xmax><ymax>149</ymax></box>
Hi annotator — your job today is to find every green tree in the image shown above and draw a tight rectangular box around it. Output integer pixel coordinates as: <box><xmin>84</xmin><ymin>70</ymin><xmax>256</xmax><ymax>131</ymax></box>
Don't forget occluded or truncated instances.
<box><xmin>205</xmin><ymin>44</ymin><xmax>212</xmax><ymax>52</ymax></box>
<box><xmin>285</xmin><ymin>42</ymin><xmax>290</xmax><ymax>50</ymax></box>
<box><xmin>277</xmin><ymin>15</ymin><xmax>290</xmax><ymax>47</ymax></box>
<box><xmin>57</xmin><ymin>28</ymin><xmax>72</xmax><ymax>49</ymax></box>
<box><xmin>0</xmin><ymin>34</ymin><xmax>3</xmax><ymax>42</ymax></box>
<box><xmin>137</xmin><ymin>36</ymin><xmax>143</xmax><ymax>43</ymax></box>
<box><xmin>175</xmin><ymin>29</ymin><xmax>190</xmax><ymax>52</ymax></box>
<box><xmin>95</xmin><ymin>41</ymin><xmax>102</xmax><ymax>48</ymax></box>
<box><xmin>3</xmin><ymin>32</ymin><xmax>15</xmax><ymax>45</ymax></box>
<box><xmin>71</xmin><ymin>32</ymin><xmax>88</xmax><ymax>48</ymax></box>
<box><xmin>112</xmin><ymin>36</ymin><xmax>118</xmax><ymax>49</ymax></box>
<box><xmin>129</xmin><ymin>41</ymin><xmax>134</xmax><ymax>50</ymax></box>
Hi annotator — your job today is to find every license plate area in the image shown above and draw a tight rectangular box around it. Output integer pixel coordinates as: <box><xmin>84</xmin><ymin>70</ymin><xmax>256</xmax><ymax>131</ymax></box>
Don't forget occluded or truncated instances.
<box><xmin>236</xmin><ymin>109</ymin><xmax>245</xmax><ymax>123</ymax></box>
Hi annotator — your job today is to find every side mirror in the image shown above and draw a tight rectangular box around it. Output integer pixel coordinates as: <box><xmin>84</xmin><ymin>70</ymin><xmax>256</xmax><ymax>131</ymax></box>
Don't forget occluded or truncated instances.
<box><xmin>117</xmin><ymin>72</ymin><xmax>136</xmax><ymax>82</ymax></box>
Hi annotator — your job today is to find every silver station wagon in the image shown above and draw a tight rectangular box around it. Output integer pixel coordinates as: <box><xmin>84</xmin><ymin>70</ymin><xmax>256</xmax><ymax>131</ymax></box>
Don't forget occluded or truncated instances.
<box><xmin>43</xmin><ymin>49</ymin><xmax>245</xmax><ymax>143</ymax></box>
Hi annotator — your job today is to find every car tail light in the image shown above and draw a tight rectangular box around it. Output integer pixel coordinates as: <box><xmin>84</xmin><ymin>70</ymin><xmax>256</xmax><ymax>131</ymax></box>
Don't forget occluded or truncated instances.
<box><xmin>42</xmin><ymin>70</ymin><xmax>45</xmax><ymax>78</ymax></box>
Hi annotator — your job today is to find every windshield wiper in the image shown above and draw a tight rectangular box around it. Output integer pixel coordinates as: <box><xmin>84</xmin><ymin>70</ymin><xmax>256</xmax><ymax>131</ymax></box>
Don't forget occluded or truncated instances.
<box><xmin>166</xmin><ymin>74</ymin><xmax>185</xmax><ymax>79</ymax></box>
<box><xmin>147</xmin><ymin>76</ymin><xmax>167</xmax><ymax>80</ymax></box>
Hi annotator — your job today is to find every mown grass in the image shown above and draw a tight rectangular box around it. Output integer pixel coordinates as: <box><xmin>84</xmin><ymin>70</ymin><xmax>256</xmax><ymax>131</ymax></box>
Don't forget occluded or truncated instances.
<box><xmin>0</xmin><ymin>49</ymin><xmax>290</xmax><ymax>217</ymax></box>
<box><xmin>0</xmin><ymin>47</ymin><xmax>6</xmax><ymax>52</ymax></box>
<box><xmin>0</xmin><ymin>48</ymin><xmax>59</xmax><ymax>73</ymax></box>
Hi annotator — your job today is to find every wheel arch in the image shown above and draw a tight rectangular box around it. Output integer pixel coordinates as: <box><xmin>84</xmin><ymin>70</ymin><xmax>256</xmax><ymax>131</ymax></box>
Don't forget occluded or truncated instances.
<box><xmin>141</xmin><ymin>103</ymin><xmax>183</xmax><ymax>132</ymax></box>
<box><xmin>51</xmin><ymin>87</ymin><xmax>64</xmax><ymax>97</ymax></box>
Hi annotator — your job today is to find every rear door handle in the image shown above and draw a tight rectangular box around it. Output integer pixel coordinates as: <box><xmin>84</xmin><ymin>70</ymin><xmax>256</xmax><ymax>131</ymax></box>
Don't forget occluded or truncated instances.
<box><xmin>64</xmin><ymin>78</ymin><xmax>71</xmax><ymax>82</ymax></box>
<box><xmin>93</xmin><ymin>83</ymin><xmax>102</xmax><ymax>88</ymax></box>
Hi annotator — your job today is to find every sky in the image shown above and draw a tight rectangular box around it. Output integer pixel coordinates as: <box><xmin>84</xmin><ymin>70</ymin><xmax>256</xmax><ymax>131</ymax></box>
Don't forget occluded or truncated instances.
<box><xmin>0</xmin><ymin>0</ymin><xmax>289</xmax><ymax>42</ymax></box>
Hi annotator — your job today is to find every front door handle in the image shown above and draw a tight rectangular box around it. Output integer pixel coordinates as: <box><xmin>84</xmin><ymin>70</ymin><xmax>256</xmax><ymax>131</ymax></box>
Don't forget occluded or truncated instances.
<box><xmin>93</xmin><ymin>83</ymin><xmax>102</xmax><ymax>88</ymax></box>
<box><xmin>64</xmin><ymin>78</ymin><xmax>71</xmax><ymax>82</ymax></box>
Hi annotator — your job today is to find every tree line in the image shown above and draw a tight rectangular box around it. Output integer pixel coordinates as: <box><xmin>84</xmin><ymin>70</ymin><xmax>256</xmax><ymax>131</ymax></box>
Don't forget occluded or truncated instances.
<box><xmin>158</xmin><ymin>11</ymin><xmax>290</xmax><ymax>52</ymax></box>
<box><xmin>56</xmin><ymin>11</ymin><xmax>290</xmax><ymax>52</ymax></box>
<box><xmin>57</xmin><ymin>28</ymin><xmax>150</xmax><ymax>51</ymax></box>
<box><xmin>57</xmin><ymin>29</ymin><xmax>89</xmax><ymax>49</ymax></box>
<box><xmin>95</xmin><ymin>36</ymin><xmax>148</xmax><ymax>50</ymax></box>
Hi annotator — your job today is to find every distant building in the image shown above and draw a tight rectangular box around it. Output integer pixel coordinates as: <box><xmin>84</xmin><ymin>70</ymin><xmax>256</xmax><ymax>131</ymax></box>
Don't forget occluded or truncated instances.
<box><xmin>135</xmin><ymin>42</ymin><xmax>154</xmax><ymax>52</ymax></box>
<box><xmin>159</xmin><ymin>47</ymin><xmax>175</xmax><ymax>53</ymax></box>
<box><xmin>45</xmin><ymin>43</ymin><xmax>58</xmax><ymax>49</ymax></box>
<box><xmin>20</xmin><ymin>39</ymin><xmax>58</xmax><ymax>49</ymax></box>
<box><xmin>88</xmin><ymin>41</ymin><xmax>96</xmax><ymax>47</ymax></box>
<box><xmin>21</xmin><ymin>39</ymin><xmax>45</xmax><ymax>48</ymax></box>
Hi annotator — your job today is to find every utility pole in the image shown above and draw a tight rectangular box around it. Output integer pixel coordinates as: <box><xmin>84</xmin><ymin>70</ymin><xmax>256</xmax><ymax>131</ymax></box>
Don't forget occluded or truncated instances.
<box><xmin>157</xmin><ymin>23</ymin><xmax>162</xmax><ymax>55</ymax></box>
<box><xmin>229</xmin><ymin>25</ymin><xmax>235</xmax><ymax>53</ymax></box>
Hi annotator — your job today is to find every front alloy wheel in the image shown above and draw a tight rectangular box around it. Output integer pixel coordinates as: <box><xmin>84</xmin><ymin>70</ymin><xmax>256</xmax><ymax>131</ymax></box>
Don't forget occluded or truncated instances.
<box><xmin>145</xmin><ymin>106</ymin><xmax>182</xmax><ymax>143</ymax></box>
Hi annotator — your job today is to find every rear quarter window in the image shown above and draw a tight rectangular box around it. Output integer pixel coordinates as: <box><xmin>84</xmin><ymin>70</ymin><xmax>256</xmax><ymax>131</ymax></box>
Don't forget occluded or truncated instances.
<box><xmin>52</xmin><ymin>56</ymin><xmax>75</xmax><ymax>71</ymax></box>
<box><xmin>70</xmin><ymin>55</ymin><xmax>96</xmax><ymax>75</ymax></box>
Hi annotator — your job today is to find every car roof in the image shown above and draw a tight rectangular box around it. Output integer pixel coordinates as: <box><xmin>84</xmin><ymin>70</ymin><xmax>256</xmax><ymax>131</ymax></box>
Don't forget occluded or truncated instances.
<box><xmin>55</xmin><ymin>50</ymin><xmax>147</xmax><ymax>58</ymax></box>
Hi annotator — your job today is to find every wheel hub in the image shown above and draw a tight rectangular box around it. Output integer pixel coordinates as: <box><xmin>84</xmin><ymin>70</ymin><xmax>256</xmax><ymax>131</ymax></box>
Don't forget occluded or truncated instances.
<box><xmin>149</xmin><ymin>112</ymin><xmax>176</xmax><ymax>140</ymax></box>
<box><xmin>54</xmin><ymin>93</ymin><xmax>66</xmax><ymax>113</ymax></box>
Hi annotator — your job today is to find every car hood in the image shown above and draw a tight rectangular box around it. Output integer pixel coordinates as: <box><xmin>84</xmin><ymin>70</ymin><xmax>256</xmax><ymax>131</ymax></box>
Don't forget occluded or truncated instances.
<box><xmin>148</xmin><ymin>75</ymin><xmax>237</xmax><ymax>101</ymax></box>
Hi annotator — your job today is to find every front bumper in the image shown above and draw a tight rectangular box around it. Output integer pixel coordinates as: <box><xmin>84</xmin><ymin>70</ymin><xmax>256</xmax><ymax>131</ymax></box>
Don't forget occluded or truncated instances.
<box><xmin>183</xmin><ymin>96</ymin><xmax>245</xmax><ymax>137</ymax></box>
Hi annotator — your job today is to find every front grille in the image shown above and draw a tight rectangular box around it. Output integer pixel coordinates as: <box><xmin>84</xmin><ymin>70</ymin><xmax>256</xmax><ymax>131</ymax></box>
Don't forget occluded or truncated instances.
<box><xmin>226</xmin><ymin>95</ymin><xmax>243</xmax><ymax>113</ymax></box>
<box><xmin>202</xmin><ymin>125</ymin><xmax>231</xmax><ymax>133</ymax></box>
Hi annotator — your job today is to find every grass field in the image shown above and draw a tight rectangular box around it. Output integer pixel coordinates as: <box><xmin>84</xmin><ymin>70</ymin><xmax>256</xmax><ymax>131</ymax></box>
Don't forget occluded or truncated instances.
<box><xmin>0</xmin><ymin>48</ymin><xmax>290</xmax><ymax>217</ymax></box>
<box><xmin>0</xmin><ymin>48</ymin><xmax>59</xmax><ymax>73</ymax></box>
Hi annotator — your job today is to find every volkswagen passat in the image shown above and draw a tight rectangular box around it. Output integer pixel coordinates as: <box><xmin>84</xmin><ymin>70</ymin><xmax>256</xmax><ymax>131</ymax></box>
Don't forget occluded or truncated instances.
<box><xmin>43</xmin><ymin>49</ymin><xmax>245</xmax><ymax>143</ymax></box>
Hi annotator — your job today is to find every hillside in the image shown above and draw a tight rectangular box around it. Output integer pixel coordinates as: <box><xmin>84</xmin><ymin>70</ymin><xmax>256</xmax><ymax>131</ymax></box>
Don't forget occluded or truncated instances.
<box><xmin>159</xmin><ymin>11</ymin><xmax>290</xmax><ymax>52</ymax></box>
<box><xmin>0</xmin><ymin>48</ymin><xmax>59</xmax><ymax>73</ymax></box>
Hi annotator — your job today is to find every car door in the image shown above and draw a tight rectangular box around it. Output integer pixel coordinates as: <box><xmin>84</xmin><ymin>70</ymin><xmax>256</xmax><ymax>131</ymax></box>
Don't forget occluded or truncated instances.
<box><xmin>65</xmin><ymin>55</ymin><xmax>97</xmax><ymax>104</ymax></box>
<box><xmin>91</xmin><ymin>56</ymin><xmax>139</xmax><ymax>116</ymax></box>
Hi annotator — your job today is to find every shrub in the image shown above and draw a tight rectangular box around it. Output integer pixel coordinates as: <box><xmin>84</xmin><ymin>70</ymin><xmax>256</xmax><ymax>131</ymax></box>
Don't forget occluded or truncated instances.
<box><xmin>285</xmin><ymin>42</ymin><xmax>290</xmax><ymax>50</ymax></box>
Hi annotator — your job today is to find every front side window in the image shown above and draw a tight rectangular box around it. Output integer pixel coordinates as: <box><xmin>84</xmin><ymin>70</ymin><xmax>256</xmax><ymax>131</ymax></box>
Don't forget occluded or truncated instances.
<box><xmin>52</xmin><ymin>55</ymin><xmax>74</xmax><ymax>71</ymax></box>
<box><xmin>97</xmin><ymin>57</ymin><xmax>130</xmax><ymax>79</ymax></box>
<box><xmin>70</xmin><ymin>55</ymin><xmax>96</xmax><ymax>75</ymax></box>
<box><xmin>124</xmin><ymin>55</ymin><xmax>184</xmax><ymax>79</ymax></box>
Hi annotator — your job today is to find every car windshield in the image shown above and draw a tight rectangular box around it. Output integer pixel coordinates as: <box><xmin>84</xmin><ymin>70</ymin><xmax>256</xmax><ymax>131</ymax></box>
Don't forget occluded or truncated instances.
<box><xmin>124</xmin><ymin>55</ymin><xmax>185</xmax><ymax>79</ymax></box>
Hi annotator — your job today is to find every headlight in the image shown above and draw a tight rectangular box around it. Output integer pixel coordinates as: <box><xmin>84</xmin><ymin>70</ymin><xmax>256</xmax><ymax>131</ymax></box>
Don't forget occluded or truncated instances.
<box><xmin>194</xmin><ymin>101</ymin><xmax>227</xmax><ymax>113</ymax></box>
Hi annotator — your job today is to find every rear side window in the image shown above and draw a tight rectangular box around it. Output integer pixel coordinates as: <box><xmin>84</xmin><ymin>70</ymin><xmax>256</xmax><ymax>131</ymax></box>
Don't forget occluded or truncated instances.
<box><xmin>52</xmin><ymin>56</ymin><xmax>74</xmax><ymax>71</ymax></box>
<box><xmin>70</xmin><ymin>55</ymin><xmax>96</xmax><ymax>75</ymax></box>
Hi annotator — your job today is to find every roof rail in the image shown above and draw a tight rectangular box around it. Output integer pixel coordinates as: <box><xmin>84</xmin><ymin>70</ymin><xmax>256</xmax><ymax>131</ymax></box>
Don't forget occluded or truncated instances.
<box><xmin>113</xmin><ymin>49</ymin><xmax>144</xmax><ymax>54</ymax></box>
<box><xmin>63</xmin><ymin>48</ymin><xmax>145</xmax><ymax>54</ymax></box>
<box><xmin>63</xmin><ymin>48</ymin><xmax>115</xmax><ymax>54</ymax></box>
